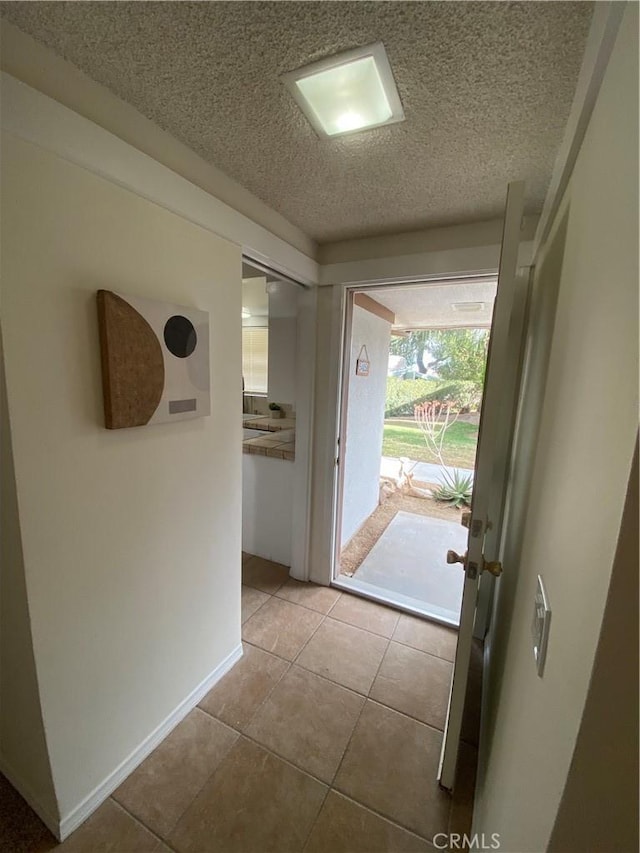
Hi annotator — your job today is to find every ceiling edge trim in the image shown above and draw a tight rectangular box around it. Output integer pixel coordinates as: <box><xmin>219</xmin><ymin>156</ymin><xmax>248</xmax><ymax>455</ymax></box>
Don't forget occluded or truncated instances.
<box><xmin>0</xmin><ymin>20</ymin><xmax>318</xmax><ymax>263</ymax></box>
<box><xmin>318</xmin><ymin>215</ymin><xmax>539</xmax><ymax>265</ymax></box>
<box><xmin>319</xmin><ymin>240</ymin><xmax>534</xmax><ymax>287</ymax></box>
<box><xmin>1</xmin><ymin>72</ymin><xmax>319</xmax><ymax>286</ymax></box>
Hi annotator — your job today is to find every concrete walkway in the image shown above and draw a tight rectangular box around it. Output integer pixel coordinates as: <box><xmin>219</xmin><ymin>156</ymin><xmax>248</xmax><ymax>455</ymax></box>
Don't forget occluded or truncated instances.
<box><xmin>380</xmin><ymin>456</ymin><xmax>474</xmax><ymax>484</ymax></box>
<box><xmin>355</xmin><ymin>511</ymin><xmax>466</xmax><ymax>623</ymax></box>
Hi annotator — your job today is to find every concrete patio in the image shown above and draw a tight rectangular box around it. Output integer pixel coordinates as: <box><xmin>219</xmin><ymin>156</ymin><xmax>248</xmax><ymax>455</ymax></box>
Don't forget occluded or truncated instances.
<box><xmin>353</xmin><ymin>511</ymin><xmax>467</xmax><ymax>625</ymax></box>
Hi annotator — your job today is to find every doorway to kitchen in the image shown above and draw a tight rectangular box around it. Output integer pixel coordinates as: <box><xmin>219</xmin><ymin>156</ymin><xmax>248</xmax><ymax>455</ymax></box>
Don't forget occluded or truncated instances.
<box><xmin>240</xmin><ymin>257</ymin><xmax>316</xmax><ymax>580</ymax></box>
<box><xmin>333</xmin><ymin>277</ymin><xmax>497</xmax><ymax>626</ymax></box>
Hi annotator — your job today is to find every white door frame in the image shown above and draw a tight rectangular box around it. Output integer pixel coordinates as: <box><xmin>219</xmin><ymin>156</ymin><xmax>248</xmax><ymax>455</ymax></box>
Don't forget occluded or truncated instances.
<box><xmin>242</xmin><ymin>252</ymin><xmax>318</xmax><ymax>582</ymax></box>
<box><xmin>330</xmin><ymin>274</ymin><xmax>501</xmax><ymax>612</ymax></box>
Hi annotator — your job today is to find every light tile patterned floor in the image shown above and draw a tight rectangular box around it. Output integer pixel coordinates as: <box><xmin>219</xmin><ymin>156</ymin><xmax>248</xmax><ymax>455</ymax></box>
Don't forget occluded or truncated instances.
<box><xmin>0</xmin><ymin>554</ymin><xmax>478</xmax><ymax>853</ymax></box>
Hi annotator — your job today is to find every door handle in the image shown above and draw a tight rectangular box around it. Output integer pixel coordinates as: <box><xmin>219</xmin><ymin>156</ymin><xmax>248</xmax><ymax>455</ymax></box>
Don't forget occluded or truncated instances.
<box><xmin>446</xmin><ymin>549</ymin><xmax>503</xmax><ymax>577</ymax></box>
<box><xmin>483</xmin><ymin>559</ymin><xmax>503</xmax><ymax>577</ymax></box>
<box><xmin>447</xmin><ymin>549</ymin><xmax>467</xmax><ymax>565</ymax></box>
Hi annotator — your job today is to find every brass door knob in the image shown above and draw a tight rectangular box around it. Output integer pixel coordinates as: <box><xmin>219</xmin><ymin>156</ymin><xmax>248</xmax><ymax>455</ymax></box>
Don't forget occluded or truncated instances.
<box><xmin>446</xmin><ymin>549</ymin><xmax>467</xmax><ymax>565</ymax></box>
<box><xmin>483</xmin><ymin>559</ymin><xmax>503</xmax><ymax>577</ymax></box>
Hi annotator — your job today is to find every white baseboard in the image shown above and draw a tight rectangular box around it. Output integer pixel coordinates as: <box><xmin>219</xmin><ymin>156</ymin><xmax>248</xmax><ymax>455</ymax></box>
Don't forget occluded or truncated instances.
<box><xmin>58</xmin><ymin>642</ymin><xmax>243</xmax><ymax>841</ymax></box>
<box><xmin>0</xmin><ymin>753</ymin><xmax>60</xmax><ymax>838</ymax></box>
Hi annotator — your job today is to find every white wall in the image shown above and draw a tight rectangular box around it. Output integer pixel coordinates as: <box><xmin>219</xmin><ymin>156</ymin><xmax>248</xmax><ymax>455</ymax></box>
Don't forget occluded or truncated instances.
<box><xmin>1</xmin><ymin>132</ymin><xmax>243</xmax><ymax>827</ymax></box>
<box><xmin>548</xmin><ymin>441</ymin><xmax>638</xmax><ymax>852</ymax></box>
<box><xmin>1</xmin><ymin>331</ymin><xmax>59</xmax><ymax>829</ymax></box>
<box><xmin>340</xmin><ymin>305</ymin><xmax>392</xmax><ymax>547</ymax></box>
<box><xmin>474</xmin><ymin>7</ymin><xmax>638</xmax><ymax>850</ymax></box>
<box><xmin>242</xmin><ymin>455</ymin><xmax>293</xmax><ymax>566</ymax></box>
<box><xmin>268</xmin><ymin>317</ymin><xmax>297</xmax><ymax>409</ymax></box>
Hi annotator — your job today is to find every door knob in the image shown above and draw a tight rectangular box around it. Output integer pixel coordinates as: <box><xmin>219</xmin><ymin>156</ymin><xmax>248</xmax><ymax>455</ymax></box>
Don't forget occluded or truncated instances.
<box><xmin>483</xmin><ymin>559</ymin><xmax>503</xmax><ymax>577</ymax></box>
<box><xmin>446</xmin><ymin>549</ymin><xmax>467</xmax><ymax>565</ymax></box>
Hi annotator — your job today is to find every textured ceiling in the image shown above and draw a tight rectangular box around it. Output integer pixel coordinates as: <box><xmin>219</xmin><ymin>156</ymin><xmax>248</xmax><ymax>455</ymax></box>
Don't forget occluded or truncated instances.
<box><xmin>1</xmin><ymin>1</ymin><xmax>593</xmax><ymax>243</ymax></box>
<box><xmin>371</xmin><ymin>279</ymin><xmax>497</xmax><ymax>330</ymax></box>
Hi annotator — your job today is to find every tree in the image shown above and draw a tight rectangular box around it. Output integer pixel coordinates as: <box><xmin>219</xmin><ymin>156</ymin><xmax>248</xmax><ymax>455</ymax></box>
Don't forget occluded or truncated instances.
<box><xmin>389</xmin><ymin>330</ymin><xmax>431</xmax><ymax>374</ymax></box>
<box><xmin>426</xmin><ymin>329</ymin><xmax>489</xmax><ymax>386</ymax></box>
<box><xmin>390</xmin><ymin>328</ymin><xmax>489</xmax><ymax>384</ymax></box>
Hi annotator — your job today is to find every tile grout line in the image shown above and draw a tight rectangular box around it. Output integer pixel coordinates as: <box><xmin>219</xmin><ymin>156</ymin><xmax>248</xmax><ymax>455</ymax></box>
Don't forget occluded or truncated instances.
<box><xmin>328</xmin><ymin>786</ymin><xmax>441</xmax><ymax>848</ymax></box>
<box><xmin>227</xmin><ymin>727</ymin><xmax>432</xmax><ymax>852</ymax></box>
<box><xmin>273</xmin><ymin>587</ymin><xmax>342</xmax><ymax>619</ymax></box>
<box><xmin>241</xmin><ymin>559</ymin><xmax>460</xmax><ymax>843</ymax></box>
<box><xmin>364</xmin><ymin>695</ymin><xmax>451</xmax><ymax>737</ymax></box>
<box><xmin>243</xmin><ymin>608</ymin><xmax>454</xmax><ymax>731</ymax></box>
<box><xmin>243</xmin><ymin>579</ymin><xmax>338</xmax><ymax>620</ymax></box>
<box><xmin>321</xmin><ymin>629</ymin><xmax>394</xmax><ymax>795</ymax></box>
<box><xmin>241</xmin><ymin>585</ymin><xmax>457</xmax><ymax>736</ymax></box>
<box><xmin>113</xmin><ymin>710</ymin><xmax>242</xmax><ymax>851</ymax></box>
<box><xmin>108</xmin><ymin>796</ymin><xmax>179</xmax><ymax>853</ymax></box>
<box><xmin>221</xmin><ymin>728</ymin><xmax>333</xmax><ymax>791</ymax></box>
<box><xmin>300</xmin><ymin>785</ymin><xmax>332</xmax><ymax>853</ymax></box>
<box><xmin>388</xmin><ymin>636</ymin><xmax>458</xmax><ymax>666</ymax></box>
<box><xmin>241</xmin><ymin>588</ymin><xmax>271</xmax><ymax>624</ymax></box>
<box><xmin>322</xmin><ymin>790</ymin><xmax>439</xmax><ymax>849</ymax></box>
<box><xmin>326</xmin><ymin>691</ymin><xmax>450</xmax><ymax>846</ymax></box>
<box><xmin>245</xmin><ymin>561</ymin><xmax>459</xmax><ymax>662</ymax></box>
<box><xmin>289</xmin><ymin>594</ymin><xmax>335</xmax><ymax>665</ymax></box>
<box><xmin>106</xmin><ymin>563</ymin><xmax>455</xmax><ymax>852</ymax></box>
<box><xmin>235</xmin><ymin>646</ymin><xmax>292</xmax><ymax>732</ymax></box>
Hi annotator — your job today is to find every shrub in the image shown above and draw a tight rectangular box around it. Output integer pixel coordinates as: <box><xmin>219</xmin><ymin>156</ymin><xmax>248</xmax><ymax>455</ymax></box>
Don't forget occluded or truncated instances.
<box><xmin>424</xmin><ymin>381</ymin><xmax>482</xmax><ymax>413</ymax></box>
<box><xmin>385</xmin><ymin>377</ymin><xmax>482</xmax><ymax>417</ymax></box>
<box><xmin>385</xmin><ymin>377</ymin><xmax>439</xmax><ymax>417</ymax></box>
<box><xmin>431</xmin><ymin>469</ymin><xmax>474</xmax><ymax>508</ymax></box>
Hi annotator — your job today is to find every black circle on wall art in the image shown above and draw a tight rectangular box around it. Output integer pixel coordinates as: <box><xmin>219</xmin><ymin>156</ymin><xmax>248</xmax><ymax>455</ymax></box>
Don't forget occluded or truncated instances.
<box><xmin>164</xmin><ymin>315</ymin><xmax>197</xmax><ymax>358</ymax></box>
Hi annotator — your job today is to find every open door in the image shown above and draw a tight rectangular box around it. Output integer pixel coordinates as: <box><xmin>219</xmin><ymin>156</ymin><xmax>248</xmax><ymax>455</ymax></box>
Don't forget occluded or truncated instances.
<box><xmin>438</xmin><ymin>181</ymin><xmax>527</xmax><ymax>790</ymax></box>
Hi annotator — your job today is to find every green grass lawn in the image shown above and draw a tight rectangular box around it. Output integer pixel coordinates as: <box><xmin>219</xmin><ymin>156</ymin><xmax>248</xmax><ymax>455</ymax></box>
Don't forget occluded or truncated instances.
<box><xmin>382</xmin><ymin>420</ymin><xmax>478</xmax><ymax>469</ymax></box>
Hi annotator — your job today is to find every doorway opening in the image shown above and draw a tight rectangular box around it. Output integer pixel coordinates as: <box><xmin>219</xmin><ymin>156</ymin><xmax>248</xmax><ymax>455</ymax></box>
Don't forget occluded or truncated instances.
<box><xmin>333</xmin><ymin>277</ymin><xmax>497</xmax><ymax>626</ymax></box>
<box><xmin>240</xmin><ymin>257</ymin><xmax>315</xmax><ymax>580</ymax></box>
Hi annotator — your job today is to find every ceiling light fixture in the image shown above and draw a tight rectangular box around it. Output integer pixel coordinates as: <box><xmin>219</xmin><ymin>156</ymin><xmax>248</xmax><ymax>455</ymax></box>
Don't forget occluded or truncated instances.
<box><xmin>282</xmin><ymin>42</ymin><xmax>404</xmax><ymax>139</ymax></box>
<box><xmin>451</xmin><ymin>302</ymin><xmax>485</xmax><ymax>312</ymax></box>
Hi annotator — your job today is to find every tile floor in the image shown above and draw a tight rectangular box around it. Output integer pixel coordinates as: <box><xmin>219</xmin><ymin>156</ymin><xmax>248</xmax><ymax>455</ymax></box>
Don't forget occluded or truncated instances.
<box><xmin>0</xmin><ymin>554</ymin><xmax>479</xmax><ymax>853</ymax></box>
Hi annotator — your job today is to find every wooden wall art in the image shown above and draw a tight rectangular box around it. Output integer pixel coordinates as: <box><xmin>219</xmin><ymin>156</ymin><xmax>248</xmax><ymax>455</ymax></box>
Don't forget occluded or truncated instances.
<box><xmin>97</xmin><ymin>290</ymin><xmax>210</xmax><ymax>429</ymax></box>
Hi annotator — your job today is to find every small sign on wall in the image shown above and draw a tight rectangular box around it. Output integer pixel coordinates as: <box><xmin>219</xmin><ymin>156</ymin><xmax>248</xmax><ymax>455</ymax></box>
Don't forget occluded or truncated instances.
<box><xmin>355</xmin><ymin>345</ymin><xmax>370</xmax><ymax>377</ymax></box>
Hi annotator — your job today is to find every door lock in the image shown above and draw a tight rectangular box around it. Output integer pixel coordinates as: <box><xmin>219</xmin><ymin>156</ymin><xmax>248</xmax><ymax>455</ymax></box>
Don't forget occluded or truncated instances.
<box><xmin>446</xmin><ymin>549</ymin><xmax>467</xmax><ymax>565</ymax></box>
<box><xmin>446</xmin><ymin>549</ymin><xmax>503</xmax><ymax>577</ymax></box>
<box><xmin>460</xmin><ymin>512</ymin><xmax>484</xmax><ymax>538</ymax></box>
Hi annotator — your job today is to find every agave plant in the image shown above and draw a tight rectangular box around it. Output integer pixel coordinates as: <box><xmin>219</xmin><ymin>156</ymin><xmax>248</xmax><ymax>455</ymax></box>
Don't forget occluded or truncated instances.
<box><xmin>431</xmin><ymin>468</ymin><xmax>473</xmax><ymax>508</ymax></box>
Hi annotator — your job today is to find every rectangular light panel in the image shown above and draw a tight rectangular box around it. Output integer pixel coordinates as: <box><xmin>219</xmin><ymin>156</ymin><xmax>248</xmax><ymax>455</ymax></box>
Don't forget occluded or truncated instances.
<box><xmin>283</xmin><ymin>42</ymin><xmax>405</xmax><ymax>138</ymax></box>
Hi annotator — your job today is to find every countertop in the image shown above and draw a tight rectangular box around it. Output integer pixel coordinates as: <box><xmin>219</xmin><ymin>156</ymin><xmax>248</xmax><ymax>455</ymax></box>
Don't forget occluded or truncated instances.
<box><xmin>242</xmin><ymin>416</ymin><xmax>295</xmax><ymax>461</ymax></box>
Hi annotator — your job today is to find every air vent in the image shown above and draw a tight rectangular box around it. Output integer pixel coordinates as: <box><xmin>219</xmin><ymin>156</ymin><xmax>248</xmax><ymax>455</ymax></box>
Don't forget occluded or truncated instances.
<box><xmin>451</xmin><ymin>302</ymin><xmax>485</xmax><ymax>312</ymax></box>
